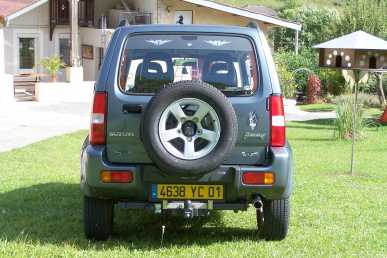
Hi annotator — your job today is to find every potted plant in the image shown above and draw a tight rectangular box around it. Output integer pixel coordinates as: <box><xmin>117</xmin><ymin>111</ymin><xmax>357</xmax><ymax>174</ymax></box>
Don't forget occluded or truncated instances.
<box><xmin>39</xmin><ymin>56</ymin><xmax>65</xmax><ymax>82</ymax></box>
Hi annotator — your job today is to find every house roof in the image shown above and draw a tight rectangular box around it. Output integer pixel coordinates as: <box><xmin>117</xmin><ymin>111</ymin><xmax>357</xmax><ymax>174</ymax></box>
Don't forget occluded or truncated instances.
<box><xmin>242</xmin><ymin>5</ymin><xmax>278</xmax><ymax>17</ymax></box>
<box><xmin>0</xmin><ymin>0</ymin><xmax>47</xmax><ymax>25</ymax></box>
<box><xmin>313</xmin><ymin>31</ymin><xmax>387</xmax><ymax>50</ymax></box>
<box><xmin>0</xmin><ymin>0</ymin><xmax>302</xmax><ymax>31</ymax></box>
<box><xmin>182</xmin><ymin>0</ymin><xmax>301</xmax><ymax>31</ymax></box>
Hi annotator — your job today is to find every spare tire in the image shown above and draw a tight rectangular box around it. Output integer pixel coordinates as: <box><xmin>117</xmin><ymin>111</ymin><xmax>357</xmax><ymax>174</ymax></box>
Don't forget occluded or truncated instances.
<box><xmin>141</xmin><ymin>81</ymin><xmax>238</xmax><ymax>176</ymax></box>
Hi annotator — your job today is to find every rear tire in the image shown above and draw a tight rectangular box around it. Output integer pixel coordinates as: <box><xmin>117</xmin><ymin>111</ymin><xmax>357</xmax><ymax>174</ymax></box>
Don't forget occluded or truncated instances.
<box><xmin>83</xmin><ymin>196</ymin><xmax>113</xmax><ymax>240</ymax></box>
<box><xmin>257</xmin><ymin>198</ymin><xmax>290</xmax><ymax>241</ymax></box>
<box><xmin>142</xmin><ymin>80</ymin><xmax>238</xmax><ymax>176</ymax></box>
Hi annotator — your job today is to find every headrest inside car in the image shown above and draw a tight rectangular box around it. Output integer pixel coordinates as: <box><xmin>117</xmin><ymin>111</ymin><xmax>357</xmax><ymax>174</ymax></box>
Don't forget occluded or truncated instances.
<box><xmin>203</xmin><ymin>54</ymin><xmax>237</xmax><ymax>88</ymax></box>
<box><xmin>210</xmin><ymin>63</ymin><xmax>229</xmax><ymax>74</ymax></box>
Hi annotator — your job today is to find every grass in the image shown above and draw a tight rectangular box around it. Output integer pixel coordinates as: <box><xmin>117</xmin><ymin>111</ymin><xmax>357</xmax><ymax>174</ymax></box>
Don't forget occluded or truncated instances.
<box><xmin>299</xmin><ymin>103</ymin><xmax>336</xmax><ymax>112</ymax></box>
<box><xmin>299</xmin><ymin>103</ymin><xmax>383</xmax><ymax>117</ymax></box>
<box><xmin>1</xmin><ymin>122</ymin><xmax>387</xmax><ymax>257</ymax></box>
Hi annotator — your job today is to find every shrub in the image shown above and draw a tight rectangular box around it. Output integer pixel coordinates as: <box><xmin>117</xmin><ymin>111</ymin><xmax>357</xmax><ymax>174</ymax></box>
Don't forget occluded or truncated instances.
<box><xmin>274</xmin><ymin>50</ymin><xmax>320</xmax><ymax>96</ymax></box>
<box><xmin>319</xmin><ymin>69</ymin><xmax>347</xmax><ymax>96</ymax></box>
<box><xmin>334</xmin><ymin>95</ymin><xmax>365</xmax><ymax>140</ymax></box>
<box><xmin>274</xmin><ymin>53</ymin><xmax>297</xmax><ymax>97</ymax></box>
<box><xmin>354</xmin><ymin>93</ymin><xmax>382</xmax><ymax>108</ymax></box>
<box><xmin>306</xmin><ymin>74</ymin><xmax>321</xmax><ymax>104</ymax></box>
<box><xmin>333</xmin><ymin>93</ymin><xmax>382</xmax><ymax>108</ymax></box>
<box><xmin>39</xmin><ymin>56</ymin><xmax>65</xmax><ymax>82</ymax></box>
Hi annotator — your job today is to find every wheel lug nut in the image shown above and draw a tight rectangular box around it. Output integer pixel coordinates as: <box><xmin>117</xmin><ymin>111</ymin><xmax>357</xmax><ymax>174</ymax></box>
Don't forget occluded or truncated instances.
<box><xmin>193</xmin><ymin>117</ymin><xmax>199</xmax><ymax>122</ymax></box>
<box><xmin>177</xmin><ymin>129</ymin><xmax>181</xmax><ymax>133</ymax></box>
<box><xmin>188</xmin><ymin>137</ymin><xmax>192</xmax><ymax>142</ymax></box>
<box><xmin>197</xmin><ymin>129</ymin><xmax>202</xmax><ymax>134</ymax></box>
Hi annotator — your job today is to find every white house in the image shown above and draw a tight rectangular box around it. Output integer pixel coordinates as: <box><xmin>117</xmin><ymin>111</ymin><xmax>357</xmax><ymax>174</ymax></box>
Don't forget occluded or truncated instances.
<box><xmin>0</xmin><ymin>0</ymin><xmax>301</xmax><ymax>102</ymax></box>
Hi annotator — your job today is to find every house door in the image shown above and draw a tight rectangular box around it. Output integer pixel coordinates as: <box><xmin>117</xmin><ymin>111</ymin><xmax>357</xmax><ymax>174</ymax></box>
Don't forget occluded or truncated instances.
<box><xmin>17</xmin><ymin>35</ymin><xmax>38</xmax><ymax>74</ymax></box>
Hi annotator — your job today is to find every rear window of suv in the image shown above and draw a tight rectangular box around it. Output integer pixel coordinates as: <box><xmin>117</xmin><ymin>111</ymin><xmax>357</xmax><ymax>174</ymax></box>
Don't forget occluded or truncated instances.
<box><xmin>118</xmin><ymin>34</ymin><xmax>259</xmax><ymax>96</ymax></box>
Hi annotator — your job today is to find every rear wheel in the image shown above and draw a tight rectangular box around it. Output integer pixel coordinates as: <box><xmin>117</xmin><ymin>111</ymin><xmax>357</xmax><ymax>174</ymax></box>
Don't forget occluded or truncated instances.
<box><xmin>83</xmin><ymin>196</ymin><xmax>114</xmax><ymax>240</ymax></box>
<box><xmin>257</xmin><ymin>198</ymin><xmax>290</xmax><ymax>241</ymax></box>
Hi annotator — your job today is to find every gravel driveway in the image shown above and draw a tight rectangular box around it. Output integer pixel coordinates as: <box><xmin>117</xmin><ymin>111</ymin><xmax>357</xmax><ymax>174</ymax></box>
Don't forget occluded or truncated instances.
<box><xmin>284</xmin><ymin>99</ymin><xmax>336</xmax><ymax>122</ymax></box>
<box><xmin>0</xmin><ymin>101</ymin><xmax>90</xmax><ymax>152</ymax></box>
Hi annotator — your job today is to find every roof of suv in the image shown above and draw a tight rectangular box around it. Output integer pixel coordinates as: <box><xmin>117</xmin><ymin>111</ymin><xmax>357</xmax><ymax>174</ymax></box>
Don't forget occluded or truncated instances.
<box><xmin>116</xmin><ymin>24</ymin><xmax>260</xmax><ymax>37</ymax></box>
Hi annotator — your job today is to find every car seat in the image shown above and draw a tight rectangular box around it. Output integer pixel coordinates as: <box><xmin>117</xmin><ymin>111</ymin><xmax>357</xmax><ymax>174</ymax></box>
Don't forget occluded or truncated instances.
<box><xmin>134</xmin><ymin>52</ymin><xmax>174</xmax><ymax>93</ymax></box>
<box><xmin>202</xmin><ymin>54</ymin><xmax>237</xmax><ymax>89</ymax></box>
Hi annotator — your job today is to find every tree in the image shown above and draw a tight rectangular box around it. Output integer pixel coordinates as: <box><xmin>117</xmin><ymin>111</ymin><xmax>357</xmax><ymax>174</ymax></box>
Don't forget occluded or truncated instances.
<box><xmin>272</xmin><ymin>7</ymin><xmax>340</xmax><ymax>52</ymax></box>
<box><xmin>337</xmin><ymin>0</ymin><xmax>387</xmax><ymax>40</ymax></box>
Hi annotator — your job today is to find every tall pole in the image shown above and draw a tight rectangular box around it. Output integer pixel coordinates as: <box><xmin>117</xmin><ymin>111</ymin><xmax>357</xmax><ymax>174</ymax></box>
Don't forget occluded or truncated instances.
<box><xmin>70</xmin><ymin>0</ymin><xmax>80</xmax><ymax>67</ymax></box>
<box><xmin>378</xmin><ymin>73</ymin><xmax>386</xmax><ymax>106</ymax></box>
<box><xmin>350</xmin><ymin>70</ymin><xmax>360</xmax><ymax>176</ymax></box>
<box><xmin>295</xmin><ymin>30</ymin><xmax>299</xmax><ymax>55</ymax></box>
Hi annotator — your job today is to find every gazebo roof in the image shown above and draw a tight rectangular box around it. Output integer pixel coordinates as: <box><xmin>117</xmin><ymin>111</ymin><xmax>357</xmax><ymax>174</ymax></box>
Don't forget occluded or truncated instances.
<box><xmin>313</xmin><ymin>30</ymin><xmax>387</xmax><ymax>50</ymax></box>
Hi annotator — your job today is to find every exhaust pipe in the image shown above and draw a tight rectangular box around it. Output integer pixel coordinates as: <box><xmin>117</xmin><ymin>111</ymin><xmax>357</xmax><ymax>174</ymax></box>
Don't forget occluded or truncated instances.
<box><xmin>253</xmin><ymin>196</ymin><xmax>263</xmax><ymax>210</ymax></box>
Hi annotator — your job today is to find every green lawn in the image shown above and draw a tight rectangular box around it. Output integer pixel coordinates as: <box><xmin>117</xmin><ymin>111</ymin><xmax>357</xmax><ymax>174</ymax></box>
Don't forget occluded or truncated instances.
<box><xmin>299</xmin><ymin>103</ymin><xmax>336</xmax><ymax>112</ymax></box>
<box><xmin>299</xmin><ymin>103</ymin><xmax>384</xmax><ymax>119</ymax></box>
<box><xmin>1</xmin><ymin>121</ymin><xmax>386</xmax><ymax>257</ymax></box>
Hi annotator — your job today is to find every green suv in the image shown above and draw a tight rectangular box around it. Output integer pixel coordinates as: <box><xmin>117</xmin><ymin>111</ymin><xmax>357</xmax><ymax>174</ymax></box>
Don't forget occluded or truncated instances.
<box><xmin>80</xmin><ymin>24</ymin><xmax>293</xmax><ymax>241</ymax></box>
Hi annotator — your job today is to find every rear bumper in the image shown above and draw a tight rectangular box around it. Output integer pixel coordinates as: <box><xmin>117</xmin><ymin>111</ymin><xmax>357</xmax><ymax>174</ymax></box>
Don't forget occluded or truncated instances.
<box><xmin>81</xmin><ymin>143</ymin><xmax>293</xmax><ymax>204</ymax></box>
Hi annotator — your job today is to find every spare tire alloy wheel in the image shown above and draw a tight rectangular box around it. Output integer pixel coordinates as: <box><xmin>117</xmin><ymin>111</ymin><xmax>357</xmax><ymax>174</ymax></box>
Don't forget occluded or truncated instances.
<box><xmin>159</xmin><ymin>98</ymin><xmax>221</xmax><ymax>160</ymax></box>
<box><xmin>142</xmin><ymin>81</ymin><xmax>238</xmax><ymax>176</ymax></box>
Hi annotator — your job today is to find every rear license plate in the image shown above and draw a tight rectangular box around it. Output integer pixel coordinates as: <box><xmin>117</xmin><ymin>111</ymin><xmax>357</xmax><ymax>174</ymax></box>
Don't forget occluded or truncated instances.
<box><xmin>151</xmin><ymin>184</ymin><xmax>224</xmax><ymax>200</ymax></box>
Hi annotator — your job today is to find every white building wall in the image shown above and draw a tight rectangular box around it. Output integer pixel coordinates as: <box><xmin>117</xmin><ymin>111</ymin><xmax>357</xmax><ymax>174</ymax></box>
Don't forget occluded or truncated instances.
<box><xmin>3</xmin><ymin>27</ymin><xmax>14</xmax><ymax>75</ymax></box>
<box><xmin>0</xmin><ymin>27</ymin><xmax>14</xmax><ymax>104</ymax></box>
<box><xmin>132</xmin><ymin>0</ymin><xmax>157</xmax><ymax>23</ymax></box>
<box><xmin>5</xmin><ymin>3</ymin><xmax>52</xmax><ymax>77</ymax></box>
<box><xmin>80</xmin><ymin>27</ymin><xmax>114</xmax><ymax>81</ymax></box>
<box><xmin>94</xmin><ymin>0</ymin><xmax>121</xmax><ymax>27</ymax></box>
<box><xmin>8</xmin><ymin>3</ymin><xmax>49</xmax><ymax>27</ymax></box>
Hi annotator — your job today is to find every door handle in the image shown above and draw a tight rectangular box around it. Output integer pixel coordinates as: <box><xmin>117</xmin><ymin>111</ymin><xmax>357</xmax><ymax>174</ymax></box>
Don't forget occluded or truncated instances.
<box><xmin>122</xmin><ymin>104</ymin><xmax>143</xmax><ymax>114</ymax></box>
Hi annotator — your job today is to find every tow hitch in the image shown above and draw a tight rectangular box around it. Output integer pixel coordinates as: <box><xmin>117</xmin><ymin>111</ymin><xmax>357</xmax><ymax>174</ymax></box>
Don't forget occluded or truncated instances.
<box><xmin>159</xmin><ymin>200</ymin><xmax>213</xmax><ymax>218</ymax></box>
<box><xmin>183</xmin><ymin>200</ymin><xmax>194</xmax><ymax>219</ymax></box>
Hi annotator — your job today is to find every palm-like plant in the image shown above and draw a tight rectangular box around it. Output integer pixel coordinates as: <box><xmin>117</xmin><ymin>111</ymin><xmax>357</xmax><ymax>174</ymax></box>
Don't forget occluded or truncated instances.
<box><xmin>39</xmin><ymin>56</ymin><xmax>65</xmax><ymax>82</ymax></box>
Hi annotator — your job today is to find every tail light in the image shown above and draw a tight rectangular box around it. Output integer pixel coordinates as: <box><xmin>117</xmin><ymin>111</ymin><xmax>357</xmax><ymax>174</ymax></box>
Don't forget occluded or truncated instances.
<box><xmin>90</xmin><ymin>92</ymin><xmax>107</xmax><ymax>145</ymax></box>
<box><xmin>269</xmin><ymin>95</ymin><xmax>285</xmax><ymax>147</ymax></box>
<box><xmin>100</xmin><ymin>171</ymin><xmax>133</xmax><ymax>183</ymax></box>
<box><xmin>242</xmin><ymin>172</ymin><xmax>275</xmax><ymax>185</ymax></box>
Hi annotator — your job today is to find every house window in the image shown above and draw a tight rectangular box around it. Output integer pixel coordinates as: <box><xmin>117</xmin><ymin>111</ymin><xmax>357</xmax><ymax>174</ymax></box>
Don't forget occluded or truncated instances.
<box><xmin>50</xmin><ymin>0</ymin><xmax>93</xmax><ymax>27</ymax></box>
<box><xmin>57</xmin><ymin>0</ymin><xmax>69</xmax><ymax>24</ymax></box>
<box><xmin>79</xmin><ymin>0</ymin><xmax>94</xmax><ymax>27</ymax></box>
<box><xmin>19</xmin><ymin>38</ymin><xmax>35</xmax><ymax>70</ymax></box>
<box><xmin>59</xmin><ymin>38</ymin><xmax>71</xmax><ymax>66</ymax></box>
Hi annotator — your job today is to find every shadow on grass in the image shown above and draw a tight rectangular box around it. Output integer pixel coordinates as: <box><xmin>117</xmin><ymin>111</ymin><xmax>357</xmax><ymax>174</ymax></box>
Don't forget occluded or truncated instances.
<box><xmin>299</xmin><ymin>108</ymin><xmax>335</xmax><ymax>113</ymax></box>
<box><xmin>0</xmin><ymin>183</ymin><xmax>259</xmax><ymax>250</ymax></box>
<box><xmin>287</xmin><ymin>119</ymin><xmax>335</xmax><ymax>131</ymax></box>
<box><xmin>289</xmin><ymin>118</ymin><xmax>335</xmax><ymax>126</ymax></box>
<box><xmin>288</xmin><ymin>137</ymin><xmax>335</xmax><ymax>142</ymax></box>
